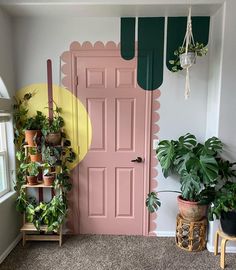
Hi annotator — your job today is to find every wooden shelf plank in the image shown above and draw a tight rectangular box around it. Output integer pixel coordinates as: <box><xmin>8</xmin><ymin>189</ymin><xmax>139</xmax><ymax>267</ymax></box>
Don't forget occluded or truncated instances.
<box><xmin>21</xmin><ymin>223</ymin><xmax>49</xmax><ymax>232</ymax></box>
<box><xmin>22</xmin><ymin>183</ymin><xmax>53</xmax><ymax>188</ymax></box>
<box><xmin>25</xmin><ymin>235</ymin><xmax>60</xmax><ymax>241</ymax></box>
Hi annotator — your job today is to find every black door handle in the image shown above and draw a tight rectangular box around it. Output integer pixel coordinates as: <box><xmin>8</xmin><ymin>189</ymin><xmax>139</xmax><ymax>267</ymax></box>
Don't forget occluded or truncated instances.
<box><xmin>131</xmin><ymin>157</ymin><xmax>143</xmax><ymax>163</ymax></box>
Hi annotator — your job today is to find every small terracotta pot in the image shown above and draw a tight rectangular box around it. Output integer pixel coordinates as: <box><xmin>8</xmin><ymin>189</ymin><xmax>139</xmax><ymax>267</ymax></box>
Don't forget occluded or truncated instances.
<box><xmin>25</xmin><ymin>130</ymin><xmax>41</xmax><ymax>146</ymax></box>
<box><xmin>29</xmin><ymin>153</ymin><xmax>42</xmax><ymax>162</ymax></box>
<box><xmin>177</xmin><ymin>195</ymin><xmax>208</xmax><ymax>221</ymax></box>
<box><xmin>26</xmin><ymin>175</ymin><xmax>38</xmax><ymax>185</ymax></box>
<box><xmin>46</xmin><ymin>132</ymin><xmax>61</xmax><ymax>146</ymax></box>
<box><xmin>43</xmin><ymin>174</ymin><xmax>55</xmax><ymax>186</ymax></box>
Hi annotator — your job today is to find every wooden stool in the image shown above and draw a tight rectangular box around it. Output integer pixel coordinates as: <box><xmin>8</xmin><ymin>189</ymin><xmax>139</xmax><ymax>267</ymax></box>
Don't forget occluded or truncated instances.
<box><xmin>214</xmin><ymin>229</ymin><xmax>236</xmax><ymax>269</ymax></box>
<box><xmin>176</xmin><ymin>214</ymin><xmax>207</xmax><ymax>252</ymax></box>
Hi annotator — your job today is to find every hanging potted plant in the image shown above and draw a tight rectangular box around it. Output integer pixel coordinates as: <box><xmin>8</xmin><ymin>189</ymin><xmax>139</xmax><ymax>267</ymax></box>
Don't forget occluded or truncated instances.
<box><xmin>42</xmin><ymin>162</ymin><xmax>55</xmax><ymax>186</ymax></box>
<box><xmin>169</xmin><ymin>42</ymin><xmax>208</xmax><ymax>72</ymax></box>
<box><xmin>209</xmin><ymin>182</ymin><xmax>236</xmax><ymax>236</ymax></box>
<box><xmin>21</xmin><ymin>161</ymin><xmax>40</xmax><ymax>185</ymax></box>
<box><xmin>24</xmin><ymin>111</ymin><xmax>47</xmax><ymax>146</ymax></box>
<box><xmin>43</xmin><ymin>105</ymin><xmax>64</xmax><ymax>146</ymax></box>
<box><xmin>146</xmin><ymin>133</ymin><xmax>236</xmax><ymax>221</ymax></box>
<box><xmin>168</xmin><ymin>7</ymin><xmax>208</xmax><ymax>99</ymax></box>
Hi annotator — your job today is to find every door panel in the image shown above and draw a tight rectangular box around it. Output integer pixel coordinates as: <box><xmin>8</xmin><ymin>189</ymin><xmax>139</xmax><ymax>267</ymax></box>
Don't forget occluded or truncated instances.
<box><xmin>78</xmin><ymin>53</ymin><xmax>147</xmax><ymax>235</ymax></box>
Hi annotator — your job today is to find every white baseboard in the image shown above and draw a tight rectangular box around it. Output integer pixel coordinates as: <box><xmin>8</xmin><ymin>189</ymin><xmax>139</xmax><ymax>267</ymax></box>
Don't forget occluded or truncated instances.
<box><xmin>156</xmin><ymin>231</ymin><xmax>176</xmax><ymax>237</ymax></box>
<box><xmin>0</xmin><ymin>234</ymin><xmax>22</xmax><ymax>264</ymax></box>
<box><xmin>207</xmin><ymin>242</ymin><xmax>236</xmax><ymax>253</ymax></box>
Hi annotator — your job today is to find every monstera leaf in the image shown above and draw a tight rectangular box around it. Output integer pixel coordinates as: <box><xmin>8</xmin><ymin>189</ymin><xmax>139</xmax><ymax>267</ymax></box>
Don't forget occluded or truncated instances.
<box><xmin>186</xmin><ymin>155</ymin><xmax>219</xmax><ymax>184</ymax></box>
<box><xmin>180</xmin><ymin>170</ymin><xmax>201</xmax><ymax>201</ymax></box>
<box><xmin>177</xmin><ymin>133</ymin><xmax>197</xmax><ymax>150</ymax></box>
<box><xmin>200</xmin><ymin>137</ymin><xmax>223</xmax><ymax>156</ymax></box>
<box><xmin>199</xmin><ymin>155</ymin><xmax>219</xmax><ymax>184</ymax></box>
<box><xmin>156</xmin><ymin>140</ymin><xmax>175</xmax><ymax>177</ymax></box>
<box><xmin>146</xmin><ymin>192</ymin><xmax>161</xmax><ymax>213</ymax></box>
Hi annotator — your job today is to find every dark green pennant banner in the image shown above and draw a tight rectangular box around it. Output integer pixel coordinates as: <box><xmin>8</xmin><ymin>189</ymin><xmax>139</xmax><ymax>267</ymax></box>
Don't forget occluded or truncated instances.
<box><xmin>120</xmin><ymin>17</ymin><xmax>136</xmax><ymax>60</ymax></box>
<box><xmin>166</xmin><ymin>16</ymin><xmax>210</xmax><ymax>71</ymax></box>
<box><xmin>137</xmin><ymin>17</ymin><xmax>165</xmax><ymax>91</ymax></box>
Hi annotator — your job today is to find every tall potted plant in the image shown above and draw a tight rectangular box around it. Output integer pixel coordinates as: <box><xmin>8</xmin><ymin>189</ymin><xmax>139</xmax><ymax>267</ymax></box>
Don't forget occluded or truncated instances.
<box><xmin>24</xmin><ymin>111</ymin><xmax>46</xmax><ymax>146</ymax></box>
<box><xmin>42</xmin><ymin>105</ymin><xmax>64</xmax><ymax>146</ymax></box>
<box><xmin>21</xmin><ymin>161</ymin><xmax>40</xmax><ymax>185</ymax></box>
<box><xmin>146</xmin><ymin>133</ymin><xmax>235</xmax><ymax>221</ymax></box>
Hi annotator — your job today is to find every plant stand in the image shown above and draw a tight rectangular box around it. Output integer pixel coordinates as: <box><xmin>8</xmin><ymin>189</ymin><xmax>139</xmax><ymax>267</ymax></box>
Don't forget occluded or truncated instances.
<box><xmin>214</xmin><ymin>229</ymin><xmax>236</xmax><ymax>269</ymax></box>
<box><xmin>176</xmin><ymin>214</ymin><xmax>207</xmax><ymax>252</ymax></box>
<box><xmin>20</xmin><ymin>183</ymin><xmax>63</xmax><ymax>247</ymax></box>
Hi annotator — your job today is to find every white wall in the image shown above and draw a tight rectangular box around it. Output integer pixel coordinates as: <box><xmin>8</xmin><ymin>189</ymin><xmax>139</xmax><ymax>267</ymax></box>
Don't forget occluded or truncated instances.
<box><xmin>13</xmin><ymin>17</ymin><xmax>120</xmax><ymax>88</ymax></box>
<box><xmin>0</xmin><ymin>9</ymin><xmax>15</xmax><ymax>97</ymax></box>
<box><xmin>207</xmin><ymin>0</ymin><xmax>236</xmax><ymax>252</ymax></box>
<box><xmin>0</xmin><ymin>8</ymin><xmax>21</xmax><ymax>263</ymax></box>
<box><xmin>12</xmin><ymin>16</ymin><xmax>209</xmax><ymax>236</ymax></box>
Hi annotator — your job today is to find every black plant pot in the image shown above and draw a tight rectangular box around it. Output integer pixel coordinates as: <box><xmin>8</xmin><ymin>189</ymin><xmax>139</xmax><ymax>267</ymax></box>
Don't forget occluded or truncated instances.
<box><xmin>220</xmin><ymin>211</ymin><xmax>236</xmax><ymax>236</ymax></box>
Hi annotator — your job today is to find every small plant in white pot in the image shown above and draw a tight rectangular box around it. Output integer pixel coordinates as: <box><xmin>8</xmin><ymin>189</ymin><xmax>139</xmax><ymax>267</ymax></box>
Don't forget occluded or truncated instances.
<box><xmin>169</xmin><ymin>42</ymin><xmax>208</xmax><ymax>72</ymax></box>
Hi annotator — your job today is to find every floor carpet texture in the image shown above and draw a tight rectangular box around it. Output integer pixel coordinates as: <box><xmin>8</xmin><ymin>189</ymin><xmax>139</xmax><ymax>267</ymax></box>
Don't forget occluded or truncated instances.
<box><xmin>0</xmin><ymin>235</ymin><xmax>235</xmax><ymax>270</ymax></box>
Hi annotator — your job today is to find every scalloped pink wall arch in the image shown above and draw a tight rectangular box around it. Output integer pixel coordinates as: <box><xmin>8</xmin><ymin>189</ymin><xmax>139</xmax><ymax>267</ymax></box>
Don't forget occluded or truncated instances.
<box><xmin>61</xmin><ymin>41</ymin><xmax>160</xmax><ymax>235</ymax></box>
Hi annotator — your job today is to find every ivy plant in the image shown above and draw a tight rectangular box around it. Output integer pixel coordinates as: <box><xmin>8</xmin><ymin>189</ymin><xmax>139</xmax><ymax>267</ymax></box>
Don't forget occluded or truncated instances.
<box><xmin>169</xmin><ymin>42</ymin><xmax>208</xmax><ymax>72</ymax></box>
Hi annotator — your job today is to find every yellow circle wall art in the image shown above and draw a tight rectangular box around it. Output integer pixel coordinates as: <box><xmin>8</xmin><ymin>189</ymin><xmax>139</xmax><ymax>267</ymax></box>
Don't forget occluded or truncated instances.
<box><xmin>16</xmin><ymin>83</ymin><xmax>92</xmax><ymax>168</ymax></box>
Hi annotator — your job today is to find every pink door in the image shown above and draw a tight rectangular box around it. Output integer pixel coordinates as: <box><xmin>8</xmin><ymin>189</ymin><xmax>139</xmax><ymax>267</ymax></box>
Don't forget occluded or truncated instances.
<box><xmin>76</xmin><ymin>49</ymin><xmax>149</xmax><ymax>235</ymax></box>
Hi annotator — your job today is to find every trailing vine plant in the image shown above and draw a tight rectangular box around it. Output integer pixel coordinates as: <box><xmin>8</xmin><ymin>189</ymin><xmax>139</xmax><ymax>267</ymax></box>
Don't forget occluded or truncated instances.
<box><xmin>14</xmin><ymin>92</ymin><xmax>76</xmax><ymax>232</ymax></box>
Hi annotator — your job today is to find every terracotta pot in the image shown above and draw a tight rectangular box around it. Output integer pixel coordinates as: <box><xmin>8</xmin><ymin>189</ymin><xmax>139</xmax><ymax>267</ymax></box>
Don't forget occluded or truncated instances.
<box><xmin>43</xmin><ymin>174</ymin><xmax>55</xmax><ymax>186</ymax></box>
<box><xmin>46</xmin><ymin>132</ymin><xmax>61</xmax><ymax>146</ymax></box>
<box><xmin>177</xmin><ymin>195</ymin><xmax>208</xmax><ymax>221</ymax></box>
<box><xmin>25</xmin><ymin>130</ymin><xmax>41</xmax><ymax>146</ymax></box>
<box><xmin>26</xmin><ymin>175</ymin><xmax>38</xmax><ymax>185</ymax></box>
<box><xmin>29</xmin><ymin>153</ymin><xmax>42</xmax><ymax>162</ymax></box>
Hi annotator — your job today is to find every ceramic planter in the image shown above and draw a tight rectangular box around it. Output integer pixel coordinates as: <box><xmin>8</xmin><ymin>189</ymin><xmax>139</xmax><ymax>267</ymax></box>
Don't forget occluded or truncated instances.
<box><xmin>25</xmin><ymin>130</ymin><xmax>41</xmax><ymax>146</ymax></box>
<box><xmin>179</xmin><ymin>52</ymin><xmax>196</xmax><ymax>69</ymax></box>
<box><xmin>177</xmin><ymin>195</ymin><xmax>208</xmax><ymax>221</ymax></box>
<box><xmin>46</xmin><ymin>132</ymin><xmax>61</xmax><ymax>146</ymax></box>
<box><xmin>220</xmin><ymin>211</ymin><xmax>236</xmax><ymax>236</ymax></box>
<box><xmin>26</xmin><ymin>175</ymin><xmax>38</xmax><ymax>185</ymax></box>
<box><xmin>43</xmin><ymin>174</ymin><xmax>55</xmax><ymax>186</ymax></box>
<box><xmin>29</xmin><ymin>153</ymin><xmax>42</xmax><ymax>162</ymax></box>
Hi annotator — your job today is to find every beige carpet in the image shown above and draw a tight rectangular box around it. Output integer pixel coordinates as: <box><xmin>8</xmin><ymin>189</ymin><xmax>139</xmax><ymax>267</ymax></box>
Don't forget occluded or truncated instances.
<box><xmin>0</xmin><ymin>235</ymin><xmax>235</xmax><ymax>270</ymax></box>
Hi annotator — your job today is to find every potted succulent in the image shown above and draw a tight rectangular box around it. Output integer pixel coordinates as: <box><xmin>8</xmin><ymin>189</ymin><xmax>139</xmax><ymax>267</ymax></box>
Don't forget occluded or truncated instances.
<box><xmin>42</xmin><ymin>162</ymin><xmax>55</xmax><ymax>186</ymax></box>
<box><xmin>24</xmin><ymin>111</ymin><xmax>47</xmax><ymax>146</ymax></box>
<box><xmin>169</xmin><ymin>42</ymin><xmax>208</xmax><ymax>72</ymax></box>
<box><xmin>43</xmin><ymin>105</ymin><xmax>64</xmax><ymax>146</ymax></box>
<box><xmin>209</xmin><ymin>181</ymin><xmax>236</xmax><ymax>236</ymax></box>
<box><xmin>21</xmin><ymin>161</ymin><xmax>40</xmax><ymax>185</ymax></box>
<box><xmin>146</xmin><ymin>133</ymin><xmax>235</xmax><ymax>221</ymax></box>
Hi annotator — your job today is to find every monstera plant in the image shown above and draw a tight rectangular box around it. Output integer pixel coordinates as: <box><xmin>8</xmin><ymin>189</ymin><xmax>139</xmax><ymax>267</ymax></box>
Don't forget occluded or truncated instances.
<box><xmin>146</xmin><ymin>133</ymin><xmax>236</xmax><ymax>221</ymax></box>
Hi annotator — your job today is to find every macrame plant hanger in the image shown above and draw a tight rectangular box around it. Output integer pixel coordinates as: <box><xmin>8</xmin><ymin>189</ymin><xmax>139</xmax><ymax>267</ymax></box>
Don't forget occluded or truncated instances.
<box><xmin>181</xmin><ymin>6</ymin><xmax>195</xmax><ymax>99</ymax></box>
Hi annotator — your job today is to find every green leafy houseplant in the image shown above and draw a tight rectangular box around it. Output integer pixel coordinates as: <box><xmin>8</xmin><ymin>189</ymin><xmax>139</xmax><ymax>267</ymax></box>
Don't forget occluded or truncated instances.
<box><xmin>209</xmin><ymin>182</ymin><xmax>236</xmax><ymax>221</ymax></box>
<box><xmin>24</xmin><ymin>111</ymin><xmax>47</xmax><ymax>131</ymax></box>
<box><xmin>14</xmin><ymin>92</ymin><xmax>76</xmax><ymax>232</ymax></box>
<box><xmin>146</xmin><ymin>133</ymin><xmax>236</xmax><ymax>217</ymax></box>
<box><xmin>169</xmin><ymin>42</ymin><xmax>208</xmax><ymax>72</ymax></box>
<box><xmin>42</xmin><ymin>104</ymin><xmax>65</xmax><ymax>146</ymax></box>
<box><xmin>21</xmin><ymin>162</ymin><xmax>40</xmax><ymax>177</ymax></box>
<box><xmin>13</xmin><ymin>92</ymin><xmax>33</xmax><ymax>145</ymax></box>
<box><xmin>209</xmin><ymin>182</ymin><xmax>236</xmax><ymax>236</ymax></box>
